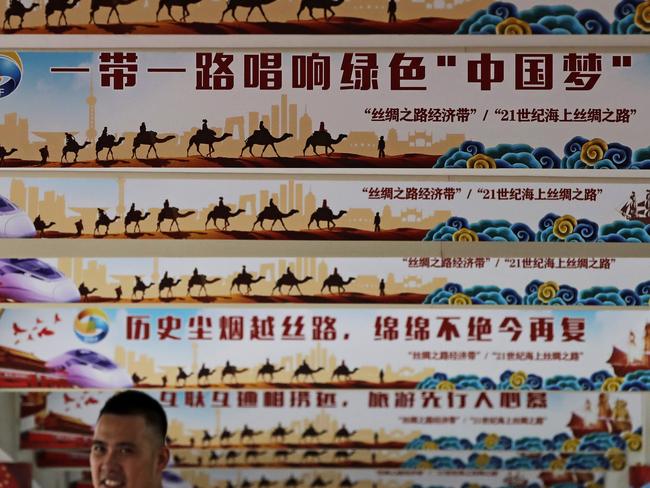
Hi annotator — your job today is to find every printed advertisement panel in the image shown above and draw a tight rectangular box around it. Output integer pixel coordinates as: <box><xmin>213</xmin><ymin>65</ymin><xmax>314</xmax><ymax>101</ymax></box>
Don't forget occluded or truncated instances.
<box><xmin>2</xmin><ymin>306</ymin><xmax>650</xmax><ymax>391</ymax></box>
<box><xmin>0</xmin><ymin>51</ymin><xmax>648</xmax><ymax>170</ymax></box>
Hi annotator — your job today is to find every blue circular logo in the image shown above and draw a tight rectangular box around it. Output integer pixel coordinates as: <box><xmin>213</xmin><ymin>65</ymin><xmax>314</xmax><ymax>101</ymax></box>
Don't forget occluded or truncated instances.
<box><xmin>0</xmin><ymin>52</ymin><xmax>22</xmax><ymax>99</ymax></box>
<box><xmin>74</xmin><ymin>308</ymin><xmax>110</xmax><ymax>344</ymax></box>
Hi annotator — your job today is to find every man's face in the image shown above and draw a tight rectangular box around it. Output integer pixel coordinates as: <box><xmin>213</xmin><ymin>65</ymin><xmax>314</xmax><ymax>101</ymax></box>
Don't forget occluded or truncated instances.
<box><xmin>90</xmin><ymin>413</ymin><xmax>169</xmax><ymax>488</ymax></box>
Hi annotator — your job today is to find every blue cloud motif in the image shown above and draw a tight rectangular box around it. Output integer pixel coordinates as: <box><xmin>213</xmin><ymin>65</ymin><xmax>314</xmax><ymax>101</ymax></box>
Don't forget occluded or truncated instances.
<box><xmin>613</xmin><ymin>0</ymin><xmax>648</xmax><ymax>34</ymax></box>
<box><xmin>423</xmin><ymin>217</ymin><xmax>537</xmax><ymax>243</ymax></box>
<box><xmin>467</xmin><ymin>453</ymin><xmax>503</xmax><ymax>469</ymax></box>
<box><xmin>566</xmin><ymin>454</ymin><xmax>610</xmax><ymax>470</ymax></box>
<box><xmin>599</xmin><ymin>221</ymin><xmax>650</xmax><ymax>243</ymax></box>
<box><xmin>456</xmin><ymin>2</ymin><xmax>617</xmax><ymax>34</ymax></box>
<box><xmin>615</xmin><ymin>0</ymin><xmax>644</xmax><ymax>19</ymax></box>
<box><xmin>435</xmin><ymin>138</ymin><xmax>650</xmax><ymax>169</ymax></box>
<box><xmin>426</xmin><ymin>280</ymin><xmax>650</xmax><ymax>307</ymax></box>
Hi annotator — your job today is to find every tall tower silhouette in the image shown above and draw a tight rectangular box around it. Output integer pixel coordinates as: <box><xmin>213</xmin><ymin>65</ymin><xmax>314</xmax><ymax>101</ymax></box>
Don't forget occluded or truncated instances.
<box><xmin>117</xmin><ymin>177</ymin><xmax>125</xmax><ymax>217</ymax></box>
<box><xmin>152</xmin><ymin>257</ymin><xmax>160</xmax><ymax>284</ymax></box>
<box><xmin>86</xmin><ymin>78</ymin><xmax>97</xmax><ymax>143</ymax></box>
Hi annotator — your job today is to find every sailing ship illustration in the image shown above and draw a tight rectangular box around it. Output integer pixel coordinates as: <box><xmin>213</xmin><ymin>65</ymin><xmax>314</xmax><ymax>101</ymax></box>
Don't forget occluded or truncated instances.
<box><xmin>607</xmin><ymin>323</ymin><xmax>650</xmax><ymax>376</ymax></box>
<box><xmin>619</xmin><ymin>190</ymin><xmax>650</xmax><ymax>224</ymax></box>
<box><xmin>567</xmin><ymin>393</ymin><xmax>632</xmax><ymax>438</ymax></box>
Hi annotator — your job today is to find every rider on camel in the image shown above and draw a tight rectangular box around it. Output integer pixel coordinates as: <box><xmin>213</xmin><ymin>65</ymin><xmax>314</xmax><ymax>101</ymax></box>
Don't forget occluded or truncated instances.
<box><xmin>316</xmin><ymin>121</ymin><xmax>330</xmax><ymax>137</ymax></box>
<box><xmin>65</xmin><ymin>132</ymin><xmax>76</xmax><ymax>146</ymax></box>
<box><xmin>258</xmin><ymin>120</ymin><xmax>271</xmax><ymax>137</ymax></box>
<box><xmin>201</xmin><ymin>119</ymin><xmax>216</xmax><ymax>137</ymax></box>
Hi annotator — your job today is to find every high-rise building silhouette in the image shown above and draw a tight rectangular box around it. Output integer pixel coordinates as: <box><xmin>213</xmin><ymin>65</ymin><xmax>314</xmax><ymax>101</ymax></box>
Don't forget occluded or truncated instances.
<box><xmin>86</xmin><ymin>78</ymin><xmax>97</xmax><ymax>143</ymax></box>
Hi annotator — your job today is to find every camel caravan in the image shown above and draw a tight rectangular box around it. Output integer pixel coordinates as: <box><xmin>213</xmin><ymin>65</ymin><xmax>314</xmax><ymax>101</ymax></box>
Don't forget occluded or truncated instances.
<box><xmin>128</xmin><ymin>357</ymin><xmax>365</xmax><ymax>388</ymax></box>
<box><xmin>3</xmin><ymin>0</ymin><xmax>348</xmax><ymax>29</ymax></box>
<box><xmin>75</xmin><ymin>263</ymin><xmax>358</xmax><ymax>302</ymax></box>
<box><xmin>0</xmin><ymin>120</ymin><xmax>351</xmax><ymax>165</ymax></box>
<box><xmin>33</xmin><ymin>196</ymin><xmax>359</xmax><ymax>242</ymax></box>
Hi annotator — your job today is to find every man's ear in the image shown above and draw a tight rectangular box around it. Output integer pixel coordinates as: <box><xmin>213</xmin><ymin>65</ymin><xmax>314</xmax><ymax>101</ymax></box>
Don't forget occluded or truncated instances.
<box><xmin>157</xmin><ymin>445</ymin><xmax>170</xmax><ymax>471</ymax></box>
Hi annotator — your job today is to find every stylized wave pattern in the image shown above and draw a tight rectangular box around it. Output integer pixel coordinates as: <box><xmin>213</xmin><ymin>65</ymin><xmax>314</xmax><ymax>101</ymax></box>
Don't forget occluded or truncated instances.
<box><xmin>418</xmin><ymin>370</ymin><xmax>650</xmax><ymax>391</ymax></box>
<box><xmin>424</xmin><ymin>216</ymin><xmax>650</xmax><ymax>244</ymax></box>
<box><xmin>434</xmin><ymin>138</ymin><xmax>650</xmax><ymax>170</ymax></box>
<box><xmin>456</xmin><ymin>1</ymin><xmax>650</xmax><ymax>35</ymax></box>
<box><xmin>424</xmin><ymin>280</ymin><xmax>650</xmax><ymax>306</ymax></box>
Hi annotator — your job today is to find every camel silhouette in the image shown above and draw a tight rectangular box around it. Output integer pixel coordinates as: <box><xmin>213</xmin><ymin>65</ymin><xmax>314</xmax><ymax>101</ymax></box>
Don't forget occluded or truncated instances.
<box><xmin>205</xmin><ymin>206</ymin><xmax>245</xmax><ymax>231</ymax></box>
<box><xmin>225</xmin><ymin>451</ymin><xmax>239</xmax><ymax>464</ymax></box>
<box><xmin>292</xmin><ymin>362</ymin><xmax>324</xmax><ymax>382</ymax></box>
<box><xmin>131</xmin><ymin>131</ymin><xmax>175</xmax><ymax>159</ymax></box>
<box><xmin>187</xmin><ymin>269</ymin><xmax>221</xmax><ymax>296</ymax></box>
<box><xmin>201</xmin><ymin>430</ymin><xmax>215</xmax><ymax>446</ymax></box>
<box><xmin>240</xmin><ymin>132</ymin><xmax>292</xmax><ymax>157</ymax></box>
<box><xmin>78</xmin><ymin>282</ymin><xmax>98</xmax><ymax>301</ymax></box>
<box><xmin>245</xmin><ymin>450</ymin><xmax>264</xmax><ymax>463</ymax></box>
<box><xmin>197</xmin><ymin>363</ymin><xmax>217</xmax><ymax>385</ymax></box>
<box><xmin>310</xmin><ymin>477</ymin><xmax>331</xmax><ymax>488</ymax></box>
<box><xmin>240</xmin><ymin>424</ymin><xmax>262</xmax><ymax>442</ymax></box>
<box><xmin>132</xmin><ymin>276</ymin><xmax>153</xmax><ymax>300</ymax></box>
<box><xmin>131</xmin><ymin>372</ymin><xmax>146</xmax><ymax>385</ymax></box>
<box><xmin>297</xmin><ymin>0</ymin><xmax>343</xmax><ymax>20</ymax></box>
<box><xmin>331</xmin><ymin>363</ymin><xmax>359</xmax><ymax>381</ymax></box>
<box><xmin>338</xmin><ymin>475</ymin><xmax>357</xmax><ymax>486</ymax></box>
<box><xmin>221</xmin><ymin>360</ymin><xmax>248</xmax><ymax>383</ymax></box>
<box><xmin>124</xmin><ymin>207</ymin><xmax>150</xmax><ymax>233</ymax></box>
<box><xmin>89</xmin><ymin>0</ymin><xmax>137</xmax><ymax>23</ymax></box>
<box><xmin>209</xmin><ymin>451</ymin><xmax>220</xmax><ymax>465</ymax></box>
<box><xmin>308</xmin><ymin>208</ymin><xmax>347</xmax><ymax>229</ymax></box>
<box><xmin>258</xmin><ymin>476</ymin><xmax>276</xmax><ymax>488</ymax></box>
<box><xmin>335</xmin><ymin>452</ymin><xmax>355</xmax><ymax>463</ymax></box>
<box><xmin>95</xmin><ymin>134</ymin><xmax>125</xmax><ymax>160</ymax></box>
<box><xmin>94</xmin><ymin>209</ymin><xmax>120</xmax><ymax>236</ymax></box>
<box><xmin>0</xmin><ymin>147</ymin><xmax>18</xmax><ymax>162</ymax></box>
<box><xmin>300</xmin><ymin>424</ymin><xmax>326</xmax><ymax>442</ymax></box>
<box><xmin>321</xmin><ymin>273</ymin><xmax>355</xmax><ymax>294</ymax></box>
<box><xmin>156</xmin><ymin>206</ymin><xmax>195</xmax><ymax>232</ymax></box>
<box><xmin>271</xmin><ymin>273</ymin><xmax>312</xmax><ymax>295</ymax></box>
<box><xmin>159</xmin><ymin>272</ymin><xmax>182</xmax><ymax>298</ymax></box>
<box><xmin>220</xmin><ymin>428</ymin><xmax>235</xmax><ymax>445</ymax></box>
<box><xmin>175</xmin><ymin>366</ymin><xmax>193</xmax><ymax>386</ymax></box>
<box><xmin>62</xmin><ymin>139</ymin><xmax>90</xmax><ymax>163</ymax></box>
<box><xmin>257</xmin><ymin>360</ymin><xmax>284</xmax><ymax>382</ymax></box>
<box><xmin>269</xmin><ymin>423</ymin><xmax>293</xmax><ymax>442</ymax></box>
<box><xmin>303</xmin><ymin>133</ymin><xmax>347</xmax><ymax>155</ymax></box>
<box><xmin>333</xmin><ymin>424</ymin><xmax>357</xmax><ymax>441</ymax></box>
<box><xmin>303</xmin><ymin>450</ymin><xmax>325</xmax><ymax>461</ymax></box>
<box><xmin>33</xmin><ymin>215</ymin><xmax>55</xmax><ymax>236</ymax></box>
<box><xmin>220</xmin><ymin>0</ymin><xmax>277</xmax><ymax>22</ymax></box>
<box><xmin>230</xmin><ymin>272</ymin><xmax>264</xmax><ymax>295</ymax></box>
<box><xmin>274</xmin><ymin>450</ymin><xmax>295</xmax><ymax>461</ymax></box>
<box><xmin>3</xmin><ymin>1</ymin><xmax>38</xmax><ymax>29</ymax></box>
<box><xmin>186</xmin><ymin>130</ymin><xmax>232</xmax><ymax>157</ymax></box>
<box><xmin>252</xmin><ymin>207</ymin><xmax>299</xmax><ymax>231</ymax></box>
<box><xmin>45</xmin><ymin>0</ymin><xmax>79</xmax><ymax>25</ymax></box>
<box><xmin>156</xmin><ymin>0</ymin><xmax>203</xmax><ymax>21</ymax></box>
<box><xmin>284</xmin><ymin>476</ymin><xmax>300</xmax><ymax>487</ymax></box>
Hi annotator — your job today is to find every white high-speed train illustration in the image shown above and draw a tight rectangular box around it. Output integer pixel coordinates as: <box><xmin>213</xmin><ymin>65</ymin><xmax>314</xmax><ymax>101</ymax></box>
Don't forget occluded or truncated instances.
<box><xmin>0</xmin><ymin>258</ymin><xmax>80</xmax><ymax>302</ymax></box>
<box><xmin>0</xmin><ymin>194</ymin><xmax>36</xmax><ymax>237</ymax></box>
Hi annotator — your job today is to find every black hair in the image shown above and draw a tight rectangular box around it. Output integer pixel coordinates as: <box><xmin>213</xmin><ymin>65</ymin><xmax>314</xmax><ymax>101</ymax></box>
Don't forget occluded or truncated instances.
<box><xmin>99</xmin><ymin>391</ymin><xmax>167</xmax><ymax>446</ymax></box>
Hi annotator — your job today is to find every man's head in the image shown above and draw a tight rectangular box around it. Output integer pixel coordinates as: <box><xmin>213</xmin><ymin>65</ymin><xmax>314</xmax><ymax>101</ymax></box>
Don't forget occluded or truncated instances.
<box><xmin>91</xmin><ymin>391</ymin><xmax>169</xmax><ymax>488</ymax></box>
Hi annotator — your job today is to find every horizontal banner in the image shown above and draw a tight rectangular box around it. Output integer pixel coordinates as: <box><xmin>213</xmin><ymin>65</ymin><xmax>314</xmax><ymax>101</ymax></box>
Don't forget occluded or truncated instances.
<box><xmin>3</xmin><ymin>306</ymin><xmax>650</xmax><ymax>390</ymax></box>
<box><xmin>71</xmin><ymin>468</ymin><xmax>610</xmax><ymax>488</ymax></box>
<box><xmin>3</xmin><ymin>176</ymin><xmax>650</xmax><ymax>243</ymax></box>
<box><xmin>20</xmin><ymin>390</ymin><xmax>643</xmax><ymax>454</ymax></box>
<box><xmin>0</xmin><ymin>1</ymin><xmax>647</xmax><ymax>35</ymax></box>
<box><xmin>0</xmin><ymin>463</ymin><xmax>31</xmax><ymax>488</ymax></box>
<box><xmin>0</xmin><ymin>256</ymin><xmax>649</xmax><ymax>306</ymax></box>
<box><xmin>32</xmin><ymin>448</ymin><xmax>627</xmax><ymax>471</ymax></box>
<box><xmin>0</xmin><ymin>51</ymin><xmax>647</xmax><ymax>170</ymax></box>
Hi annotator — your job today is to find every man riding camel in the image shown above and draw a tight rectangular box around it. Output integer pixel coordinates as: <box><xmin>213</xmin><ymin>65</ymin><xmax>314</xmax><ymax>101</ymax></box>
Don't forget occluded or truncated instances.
<box><xmin>201</xmin><ymin>119</ymin><xmax>216</xmax><ymax>137</ymax></box>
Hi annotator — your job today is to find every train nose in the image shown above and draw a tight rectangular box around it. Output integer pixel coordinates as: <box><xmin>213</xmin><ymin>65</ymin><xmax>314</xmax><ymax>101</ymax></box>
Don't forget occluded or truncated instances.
<box><xmin>54</xmin><ymin>281</ymin><xmax>81</xmax><ymax>302</ymax></box>
<box><xmin>2</xmin><ymin>214</ymin><xmax>37</xmax><ymax>238</ymax></box>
